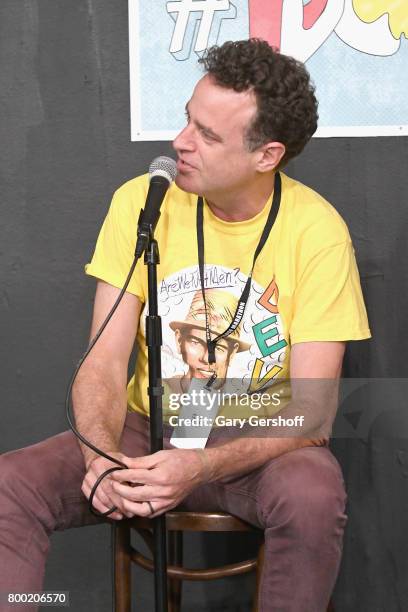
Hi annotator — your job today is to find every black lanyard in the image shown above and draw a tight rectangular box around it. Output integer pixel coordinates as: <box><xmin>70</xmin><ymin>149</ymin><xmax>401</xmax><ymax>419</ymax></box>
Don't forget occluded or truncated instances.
<box><xmin>196</xmin><ymin>172</ymin><xmax>282</xmax><ymax>387</ymax></box>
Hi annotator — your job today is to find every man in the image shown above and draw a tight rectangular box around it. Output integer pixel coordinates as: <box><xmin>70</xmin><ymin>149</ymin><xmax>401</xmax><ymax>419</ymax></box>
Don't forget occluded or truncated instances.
<box><xmin>0</xmin><ymin>39</ymin><xmax>370</xmax><ymax>611</ymax></box>
<box><xmin>169</xmin><ymin>289</ymin><xmax>249</xmax><ymax>391</ymax></box>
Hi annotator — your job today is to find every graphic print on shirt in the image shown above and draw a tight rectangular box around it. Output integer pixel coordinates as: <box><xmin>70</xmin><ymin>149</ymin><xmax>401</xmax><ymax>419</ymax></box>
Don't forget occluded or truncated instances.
<box><xmin>150</xmin><ymin>264</ymin><xmax>288</xmax><ymax>394</ymax></box>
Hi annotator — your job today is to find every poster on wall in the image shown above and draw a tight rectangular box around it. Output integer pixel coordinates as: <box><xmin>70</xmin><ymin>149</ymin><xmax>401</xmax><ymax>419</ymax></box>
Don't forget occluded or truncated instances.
<box><xmin>128</xmin><ymin>0</ymin><xmax>408</xmax><ymax>140</ymax></box>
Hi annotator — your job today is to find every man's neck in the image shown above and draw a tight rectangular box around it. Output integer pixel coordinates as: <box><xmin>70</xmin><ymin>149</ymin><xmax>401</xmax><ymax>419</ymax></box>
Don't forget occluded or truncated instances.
<box><xmin>204</xmin><ymin>172</ymin><xmax>277</xmax><ymax>222</ymax></box>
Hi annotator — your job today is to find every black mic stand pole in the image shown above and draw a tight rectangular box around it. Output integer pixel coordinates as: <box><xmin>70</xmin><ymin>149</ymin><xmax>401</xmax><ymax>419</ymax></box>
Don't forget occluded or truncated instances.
<box><xmin>145</xmin><ymin>234</ymin><xmax>168</xmax><ymax>612</ymax></box>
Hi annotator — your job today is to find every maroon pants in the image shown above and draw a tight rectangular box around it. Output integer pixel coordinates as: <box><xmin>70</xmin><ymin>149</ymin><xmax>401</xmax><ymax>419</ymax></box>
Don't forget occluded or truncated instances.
<box><xmin>0</xmin><ymin>412</ymin><xmax>346</xmax><ymax>611</ymax></box>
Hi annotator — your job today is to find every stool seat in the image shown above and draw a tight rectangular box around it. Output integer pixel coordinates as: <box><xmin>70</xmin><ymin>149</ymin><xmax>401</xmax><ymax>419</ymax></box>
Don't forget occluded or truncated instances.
<box><xmin>131</xmin><ymin>510</ymin><xmax>257</xmax><ymax>531</ymax></box>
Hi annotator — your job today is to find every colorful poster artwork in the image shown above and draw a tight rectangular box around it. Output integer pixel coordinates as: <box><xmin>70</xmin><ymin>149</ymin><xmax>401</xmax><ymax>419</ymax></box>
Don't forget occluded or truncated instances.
<box><xmin>128</xmin><ymin>0</ymin><xmax>408</xmax><ymax>139</ymax></box>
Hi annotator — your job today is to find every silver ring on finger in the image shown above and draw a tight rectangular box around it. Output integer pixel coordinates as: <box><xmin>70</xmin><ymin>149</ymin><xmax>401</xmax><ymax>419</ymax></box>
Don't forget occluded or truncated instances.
<box><xmin>146</xmin><ymin>501</ymin><xmax>154</xmax><ymax>515</ymax></box>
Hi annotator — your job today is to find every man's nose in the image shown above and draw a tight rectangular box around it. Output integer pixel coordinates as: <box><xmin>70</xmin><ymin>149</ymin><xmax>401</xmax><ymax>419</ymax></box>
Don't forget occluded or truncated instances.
<box><xmin>173</xmin><ymin>123</ymin><xmax>195</xmax><ymax>153</ymax></box>
<box><xmin>199</xmin><ymin>346</ymin><xmax>209</xmax><ymax>365</ymax></box>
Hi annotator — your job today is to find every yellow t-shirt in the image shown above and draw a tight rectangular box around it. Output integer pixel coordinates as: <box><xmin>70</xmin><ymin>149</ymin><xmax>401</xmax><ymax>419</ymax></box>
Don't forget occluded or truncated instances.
<box><xmin>86</xmin><ymin>172</ymin><xmax>371</xmax><ymax>420</ymax></box>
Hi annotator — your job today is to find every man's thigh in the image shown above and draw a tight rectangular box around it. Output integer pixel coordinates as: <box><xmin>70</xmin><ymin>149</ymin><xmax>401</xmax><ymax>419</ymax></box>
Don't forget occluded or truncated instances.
<box><xmin>179</xmin><ymin>445</ymin><xmax>347</xmax><ymax>530</ymax></box>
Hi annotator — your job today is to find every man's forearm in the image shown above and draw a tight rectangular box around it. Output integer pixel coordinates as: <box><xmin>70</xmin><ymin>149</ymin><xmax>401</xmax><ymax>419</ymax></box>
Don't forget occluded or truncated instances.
<box><xmin>203</xmin><ymin>436</ymin><xmax>323</xmax><ymax>482</ymax></box>
<box><xmin>201</xmin><ymin>391</ymin><xmax>336</xmax><ymax>482</ymax></box>
<box><xmin>72</xmin><ymin>361</ymin><xmax>128</xmax><ymax>468</ymax></box>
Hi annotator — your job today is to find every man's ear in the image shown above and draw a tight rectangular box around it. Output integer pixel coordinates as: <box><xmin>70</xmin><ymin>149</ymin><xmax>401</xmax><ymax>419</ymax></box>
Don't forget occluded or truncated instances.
<box><xmin>256</xmin><ymin>142</ymin><xmax>286</xmax><ymax>173</ymax></box>
<box><xmin>229</xmin><ymin>342</ymin><xmax>240</xmax><ymax>362</ymax></box>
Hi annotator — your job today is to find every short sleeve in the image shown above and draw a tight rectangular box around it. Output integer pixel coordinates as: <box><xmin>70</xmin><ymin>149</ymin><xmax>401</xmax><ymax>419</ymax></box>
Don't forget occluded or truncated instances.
<box><xmin>290</xmin><ymin>239</ymin><xmax>371</xmax><ymax>344</ymax></box>
<box><xmin>85</xmin><ymin>180</ymin><xmax>147</xmax><ymax>302</ymax></box>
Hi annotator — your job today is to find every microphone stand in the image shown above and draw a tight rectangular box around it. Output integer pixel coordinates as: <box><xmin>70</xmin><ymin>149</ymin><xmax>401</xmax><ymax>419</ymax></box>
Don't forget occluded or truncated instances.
<box><xmin>145</xmin><ymin>234</ymin><xmax>168</xmax><ymax>612</ymax></box>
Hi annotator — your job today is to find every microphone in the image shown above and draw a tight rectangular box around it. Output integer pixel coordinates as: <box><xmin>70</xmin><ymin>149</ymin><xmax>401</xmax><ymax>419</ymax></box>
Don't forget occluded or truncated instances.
<box><xmin>135</xmin><ymin>156</ymin><xmax>177</xmax><ymax>258</ymax></box>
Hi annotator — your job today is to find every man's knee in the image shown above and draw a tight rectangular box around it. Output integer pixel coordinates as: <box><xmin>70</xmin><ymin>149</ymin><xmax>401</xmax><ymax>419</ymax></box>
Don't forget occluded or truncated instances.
<box><xmin>0</xmin><ymin>448</ymin><xmax>50</xmax><ymax>534</ymax></box>
<box><xmin>258</xmin><ymin>448</ymin><xmax>347</xmax><ymax>537</ymax></box>
<box><xmin>0</xmin><ymin>432</ymin><xmax>84</xmax><ymax>507</ymax></box>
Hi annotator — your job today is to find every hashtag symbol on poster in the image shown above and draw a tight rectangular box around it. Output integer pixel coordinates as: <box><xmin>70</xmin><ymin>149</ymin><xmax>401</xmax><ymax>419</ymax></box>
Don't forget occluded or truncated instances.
<box><xmin>167</xmin><ymin>0</ymin><xmax>237</xmax><ymax>60</ymax></box>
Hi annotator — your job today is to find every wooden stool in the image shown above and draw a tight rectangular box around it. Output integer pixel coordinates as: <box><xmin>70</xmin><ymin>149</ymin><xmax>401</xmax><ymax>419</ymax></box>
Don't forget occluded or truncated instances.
<box><xmin>113</xmin><ymin>511</ymin><xmax>336</xmax><ymax>611</ymax></box>
<box><xmin>113</xmin><ymin>511</ymin><xmax>264</xmax><ymax>611</ymax></box>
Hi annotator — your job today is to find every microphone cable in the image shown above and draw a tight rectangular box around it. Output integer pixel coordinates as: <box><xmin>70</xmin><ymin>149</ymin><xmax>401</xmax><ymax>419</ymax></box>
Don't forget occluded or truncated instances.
<box><xmin>65</xmin><ymin>256</ymin><xmax>138</xmax><ymax>518</ymax></box>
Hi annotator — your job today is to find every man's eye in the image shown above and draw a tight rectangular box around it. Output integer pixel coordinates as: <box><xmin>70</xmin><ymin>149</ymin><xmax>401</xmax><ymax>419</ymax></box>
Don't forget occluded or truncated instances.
<box><xmin>201</xmin><ymin>129</ymin><xmax>215</xmax><ymax>141</ymax></box>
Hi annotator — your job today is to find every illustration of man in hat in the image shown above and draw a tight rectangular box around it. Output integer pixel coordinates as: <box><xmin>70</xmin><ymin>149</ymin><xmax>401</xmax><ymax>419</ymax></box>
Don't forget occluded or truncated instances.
<box><xmin>169</xmin><ymin>289</ymin><xmax>250</xmax><ymax>390</ymax></box>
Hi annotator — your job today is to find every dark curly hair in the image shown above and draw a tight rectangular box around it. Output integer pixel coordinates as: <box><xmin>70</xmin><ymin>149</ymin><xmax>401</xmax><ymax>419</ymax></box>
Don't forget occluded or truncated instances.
<box><xmin>199</xmin><ymin>39</ymin><xmax>318</xmax><ymax>169</ymax></box>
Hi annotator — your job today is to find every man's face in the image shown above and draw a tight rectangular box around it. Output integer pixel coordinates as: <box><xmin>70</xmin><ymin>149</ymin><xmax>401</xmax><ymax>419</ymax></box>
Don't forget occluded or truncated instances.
<box><xmin>175</xmin><ymin>326</ymin><xmax>238</xmax><ymax>385</ymax></box>
<box><xmin>173</xmin><ymin>74</ymin><xmax>260</xmax><ymax>201</ymax></box>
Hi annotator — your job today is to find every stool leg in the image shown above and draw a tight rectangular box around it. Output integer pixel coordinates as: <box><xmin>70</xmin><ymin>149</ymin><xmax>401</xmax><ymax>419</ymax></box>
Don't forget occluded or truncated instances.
<box><xmin>252</xmin><ymin>540</ymin><xmax>265</xmax><ymax>612</ymax></box>
<box><xmin>112</xmin><ymin>522</ymin><xmax>131</xmax><ymax>612</ymax></box>
<box><xmin>167</xmin><ymin>530</ymin><xmax>183</xmax><ymax>612</ymax></box>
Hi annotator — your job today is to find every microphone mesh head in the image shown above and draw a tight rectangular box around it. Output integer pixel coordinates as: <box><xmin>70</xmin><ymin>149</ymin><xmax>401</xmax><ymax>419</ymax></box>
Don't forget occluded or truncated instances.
<box><xmin>149</xmin><ymin>156</ymin><xmax>177</xmax><ymax>183</ymax></box>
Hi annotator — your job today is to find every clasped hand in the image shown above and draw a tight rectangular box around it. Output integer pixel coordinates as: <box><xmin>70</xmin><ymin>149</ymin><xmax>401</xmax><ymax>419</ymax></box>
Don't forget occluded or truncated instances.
<box><xmin>81</xmin><ymin>449</ymin><xmax>205</xmax><ymax>520</ymax></box>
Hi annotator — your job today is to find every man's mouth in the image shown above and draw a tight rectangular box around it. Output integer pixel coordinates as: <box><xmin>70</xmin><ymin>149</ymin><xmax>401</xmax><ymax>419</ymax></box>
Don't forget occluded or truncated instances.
<box><xmin>197</xmin><ymin>369</ymin><xmax>213</xmax><ymax>378</ymax></box>
<box><xmin>177</xmin><ymin>158</ymin><xmax>195</xmax><ymax>171</ymax></box>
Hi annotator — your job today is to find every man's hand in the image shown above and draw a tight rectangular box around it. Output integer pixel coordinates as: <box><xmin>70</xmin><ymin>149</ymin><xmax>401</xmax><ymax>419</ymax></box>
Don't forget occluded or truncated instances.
<box><xmin>109</xmin><ymin>449</ymin><xmax>205</xmax><ymax>518</ymax></box>
<box><xmin>81</xmin><ymin>451</ymin><xmax>130</xmax><ymax>520</ymax></box>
